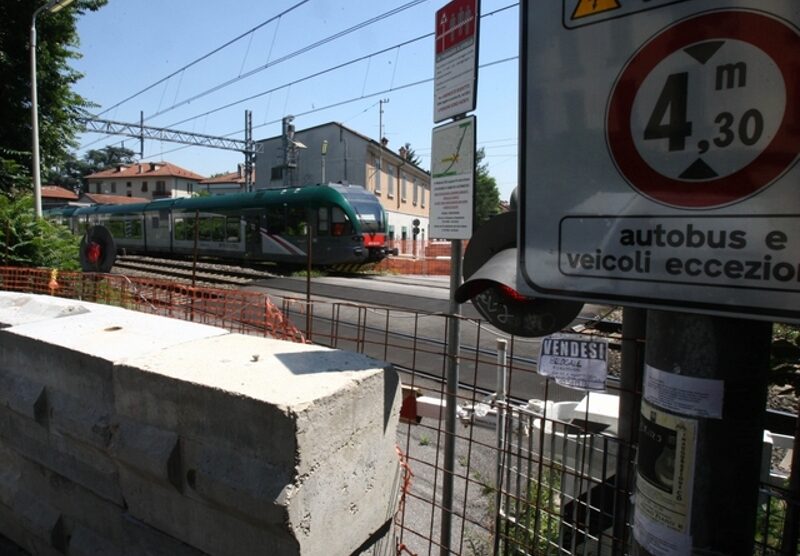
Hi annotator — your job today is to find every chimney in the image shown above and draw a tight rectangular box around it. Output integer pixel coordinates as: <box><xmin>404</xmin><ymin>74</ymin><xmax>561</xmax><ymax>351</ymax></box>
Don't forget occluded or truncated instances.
<box><xmin>117</xmin><ymin>164</ymin><xmax>125</xmax><ymax>172</ymax></box>
<box><xmin>381</xmin><ymin>137</ymin><xmax>389</xmax><ymax>147</ymax></box>
<box><xmin>137</xmin><ymin>164</ymin><xmax>143</xmax><ymax>174</ymax></box>
<box><xmin>149</xmin><ymin>162</ymin><xmax>159</xmax><ymax>172</ymax></box>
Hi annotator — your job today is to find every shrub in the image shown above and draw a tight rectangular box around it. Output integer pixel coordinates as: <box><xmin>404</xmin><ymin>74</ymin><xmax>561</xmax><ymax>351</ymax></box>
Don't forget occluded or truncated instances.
<box><xmin>0</xmin><ymin>195</ymin><xmax>80</xmax><ymax>270</ymax></box>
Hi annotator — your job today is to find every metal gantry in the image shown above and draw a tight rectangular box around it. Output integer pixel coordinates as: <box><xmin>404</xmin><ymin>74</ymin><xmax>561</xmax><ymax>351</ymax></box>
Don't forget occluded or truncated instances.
<box><xmin>79</xmin><ymin>111</ymin><xmax>260</xmax><ymax>192</ymax></box>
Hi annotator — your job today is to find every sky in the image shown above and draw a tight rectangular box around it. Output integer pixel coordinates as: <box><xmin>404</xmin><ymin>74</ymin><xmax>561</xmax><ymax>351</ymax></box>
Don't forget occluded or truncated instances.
<box><xmin>72</xmin><ymin>0</ymin><xmax>520</xmax><ymax>200</ymax></box>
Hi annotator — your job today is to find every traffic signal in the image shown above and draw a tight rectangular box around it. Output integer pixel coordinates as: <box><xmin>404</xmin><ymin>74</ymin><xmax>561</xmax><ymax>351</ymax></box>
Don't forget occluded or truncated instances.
<box><xmin>455</xmin><ymin>211</ymin><xmax>583</xmax><ymax>337</ymax></box>
<box><xmin>412</xmin><ymin>218</ymin><xmax>420</xmax><ymax>238</ymax></box>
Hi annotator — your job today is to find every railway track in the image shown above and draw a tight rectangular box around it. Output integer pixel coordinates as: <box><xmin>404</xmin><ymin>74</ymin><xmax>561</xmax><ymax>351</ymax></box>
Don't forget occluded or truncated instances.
<box><xmin>112</xmin><ymin>255</ymin><xmax>274</xmax><ymax>287</ymax></box>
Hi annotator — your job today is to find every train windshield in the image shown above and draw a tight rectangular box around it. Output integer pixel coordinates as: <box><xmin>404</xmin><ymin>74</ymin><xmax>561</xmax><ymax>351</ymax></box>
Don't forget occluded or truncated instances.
<box><xmin>335</xmin><ymin>185</ymin><xmax>385</xmax><ymax>233</ymax></box>
<box><xmin>349</xmin><ymin>199</ymin><xmax>384</xmax><ymax>233</ymax></box>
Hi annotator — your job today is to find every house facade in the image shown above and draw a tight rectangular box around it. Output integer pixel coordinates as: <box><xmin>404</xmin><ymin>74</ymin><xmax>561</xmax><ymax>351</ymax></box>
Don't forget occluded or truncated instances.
<box><xmin>197</xmin><ymin>165</ymin><xmax>254</xmax><ymax>196</ymax></box>
<box><xmin>254</xmin><ymin>122</ymin><xmax>431</xmax><ymax>242</ymax></box>
<box><xmin>41</xmin><ymin>185</ymin><xmax>78</xmax><ymax>209</ymax></box>
<box><xmin>85</xmin><ymin>162</ymin><xmax>205</xmax><ymax>200</ymax></box>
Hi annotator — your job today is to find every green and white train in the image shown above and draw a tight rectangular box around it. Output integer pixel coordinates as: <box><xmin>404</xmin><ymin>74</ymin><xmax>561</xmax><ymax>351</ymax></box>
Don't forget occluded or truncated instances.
<box><xmin>47</xmin><ymin>183</ymin><xmax>395</xmax><ymax>272</ymax></box>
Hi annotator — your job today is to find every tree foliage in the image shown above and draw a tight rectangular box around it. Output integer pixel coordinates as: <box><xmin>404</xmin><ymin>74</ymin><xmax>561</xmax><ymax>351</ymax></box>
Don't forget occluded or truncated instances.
<box><xmin>0</xmin><ymin>195</ymin><xmax>80</xmax><ymax>269</ymax></box>
<box><xmin>51</xmin><ymin>145</ymin><xmax>136</xmax><ymax>192</ymax></box>
<box><xmin>401</xmin><ymin>142</ymin><xmax>422</xmax><ymax>166</ymax></box>
<box><xmin>0</xmin><ymin>0</ymin><xmax>107</xmax><ymax>196</ymax></box>
<box><xmin>475</xmin><ymin>147</ymin><xmax>501</xmax><ymax>226</ymax></box>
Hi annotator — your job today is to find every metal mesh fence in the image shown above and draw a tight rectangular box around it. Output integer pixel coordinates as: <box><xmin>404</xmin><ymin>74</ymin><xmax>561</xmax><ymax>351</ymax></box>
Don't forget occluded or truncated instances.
<box><xmin>0</xmin><ymin>266</ymin><xmax>796</xmax><ymax>555</ymax></box>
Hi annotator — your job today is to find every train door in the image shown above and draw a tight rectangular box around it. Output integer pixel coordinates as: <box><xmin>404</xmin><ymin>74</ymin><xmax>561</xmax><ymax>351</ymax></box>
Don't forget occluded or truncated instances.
<box><xmin>244</xmin><ymin>213</ymin><xmax>263</xmax><ymax>257</ymax></box>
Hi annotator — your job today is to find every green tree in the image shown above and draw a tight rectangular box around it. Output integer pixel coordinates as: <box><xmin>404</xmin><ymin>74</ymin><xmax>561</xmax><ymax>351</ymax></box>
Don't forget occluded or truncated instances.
<box><xmin>51</xmin><ymin>145</ymin><xmax>136</xmax><ymax>192</ymax></box>
<box><xmin>401</xmin><ymin>142</ymin><xmax>423</xmax><ymax>166</ymax></box>
<box><xmin>475</xmin><ymin>147</ymin><xmax>501</xmax><ymax>226</ymax></box>
<box><xmin>0</xmin><ymin>195</ymin><xmax>79</xmax><ymax>269</ymax></box>
<box><xmin>0</xmin><ymin>0</ymin><xmax>107</xmax><ymax>196</ymax></box>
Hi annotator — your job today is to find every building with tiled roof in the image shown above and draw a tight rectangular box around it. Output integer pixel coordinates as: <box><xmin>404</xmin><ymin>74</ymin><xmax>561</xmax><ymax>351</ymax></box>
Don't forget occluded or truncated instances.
<box><xmin>41</xmin><ymin>185</ymin><xmax>78</xmax><ymax>209</ymax></box>
<box><xmin>77</xmin><ymin>193</ymin><xmax>149</xmax><ymax>206</ymax></box>
<box><xmin>198</xmin><ymin>165</ymin><xmax>255</xmax><ymax>196</ymax></box>
<box><xmin>85</xmin><ymin>161</ymin><xmax>206</xmax><ymax>200</ymax></box>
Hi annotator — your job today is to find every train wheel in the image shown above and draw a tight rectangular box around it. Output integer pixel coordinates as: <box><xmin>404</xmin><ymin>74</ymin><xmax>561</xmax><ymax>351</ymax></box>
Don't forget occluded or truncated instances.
<box><xmin>80</xmin><ymin>226</ymin><xmax>117</xmax><ymax>273</ymax></box>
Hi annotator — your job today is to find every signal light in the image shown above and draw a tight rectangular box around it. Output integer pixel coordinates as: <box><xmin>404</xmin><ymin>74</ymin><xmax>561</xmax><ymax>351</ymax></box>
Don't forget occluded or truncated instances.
<box><xmin>455</xmin><ymin>212</ymin><xmax>583</xmax><ymax>337</ymax></box>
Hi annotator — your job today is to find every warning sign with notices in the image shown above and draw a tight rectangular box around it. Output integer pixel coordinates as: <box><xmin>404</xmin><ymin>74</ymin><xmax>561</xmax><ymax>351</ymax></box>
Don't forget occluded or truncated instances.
<box><xmin>521</xmin><ymin>2</ymin><xmax>800</xmax><ymax>323</ymax></box>
<box><xmin>634</xmin><ymin>401</ymin><xmax>697</xmax><ymax>554</ymax></box>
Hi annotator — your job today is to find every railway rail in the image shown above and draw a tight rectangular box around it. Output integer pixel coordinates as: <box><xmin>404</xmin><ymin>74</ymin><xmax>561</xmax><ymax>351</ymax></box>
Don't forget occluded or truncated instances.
<box><xmin>112</xmin><ymin>255</ymin><xmax>273</xmax><ymax>287</ymax></box>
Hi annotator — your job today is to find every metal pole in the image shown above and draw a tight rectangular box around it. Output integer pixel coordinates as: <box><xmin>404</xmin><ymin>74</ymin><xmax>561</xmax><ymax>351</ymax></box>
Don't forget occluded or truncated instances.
<box><xmin>493</xmin><ymin>338</ymin><xmax>508</xmax><ymax>555</ymax></box>
<box><xmin>634</xmin><ymin>311</ymin><xmax>772</xmax><ymax>555</ymax></box>
<box><xmin>30</xmin><ymin>14</ymin><xmax>43</xmax><ymax>218</ymax></box>
<box><xmin>192</xmin><ymin>209</ymin><xmax>199</xmax><ymax>287</ymax></box>
<box><xmin>613</xmin><ymin>307</ymin><xmax>646</xmax><ymax>555</ymax></box>
<box><xmin>305</xmin><ymin>220</ymin><xmax>312</xmax><ymax>339</ymax></box>
<box><xmin>440</xmin><ymin>239</ymin><xmax>462</xmax><ymax>555</ymax></box>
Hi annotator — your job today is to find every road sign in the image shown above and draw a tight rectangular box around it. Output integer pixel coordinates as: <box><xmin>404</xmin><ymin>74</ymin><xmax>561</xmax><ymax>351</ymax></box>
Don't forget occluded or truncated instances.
<box><xmin>430</xmin><ymin>116</ymin><xmax>476</xmax><ymax>239</ymax></box>
<box><xmin>521</xmin><ymin>3</ymin><xmax>800</xmax><ymax>322</ymax></box>
<box><xmin>607</xmin><ymin>11</ymin><xmax>800</xmax><ymax>208</ymax></box>
<box><xmin>433</xmin><ymin>0</ymin><xmax>479</xmax><ymax>123</ymax></box>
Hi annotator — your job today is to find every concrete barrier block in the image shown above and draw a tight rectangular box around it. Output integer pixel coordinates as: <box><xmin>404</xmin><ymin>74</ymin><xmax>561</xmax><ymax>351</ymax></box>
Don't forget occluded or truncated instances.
<box><xmin>110</xmin><ymin>418</ymin><xmax>182</xmax><ymax>491</ymax></box>
<box><xmin>0</xmin><ymin>293</ymin><xmax>228</xmax><ymax>404</ymax></box>
<box><xmin>0</xmin><ymin>292</ymin><xmax>90</xmax><ymax>327</ymax></box>
<box><xmin>117</xmin><ymin>334</ymin><xmax>391</xmax><ymax>459</ymax></box>
<box><xmin>8</xmin><ymin>486</ymin><xmax>66</xmax><ymax>551</ymax></box>
<box><xmin>118</xmin><ymin>333</ymin><xmax>401</xmax><ymax>554</ymax></box>
<box><xmin>0</xmin><ymin>501</ymin><xmax>63</xmax><ymax>556</ymax></box>
<box><xmin>0</xmin><ymin>368</ymin><xmax>47</xmax><ymax>424</ymax></box>
<box><xmin>66</xmin><ymin>525</ymin><xmax>117</xmax><ymax>556</ymax></box>
<box><xmin>3</xmin><ymin>444</ymin><xmax>125</xmax><ymax>545</ymax></box>
<box><xmin>0</xmin><ymin>333</ymin><xmax>115</xmax><ymax>406</ymax></box>
<box><xmin>180</xmin><ymin>437</ymin><xmax>291</xmax><ymax>525</ymax></box>
<box><xmin>121</xmin><ymin>515</ymin><xmax>207</xmax><ymax>556</ymax></box>
<box><xmin>47</xmin><ymin>389</ymin><xmax>115</xmax><ymax>450</ymax></box>
<box><xmin>0</xmin><ymin>406</ymin><xmax>123</xmax><ymax>505</ymax></box>
<box><xmin>119</xmin><ymin>467</ymin><xmax>299</xmax><ymax>555</ymax></box>
<box><xmin>287</xmin><ymin>369</ymin><xmax>401</xmax><ymax>555</ymax></box>
<box><xmin>1</xmin><ymin>296</ymin><xmax>228</xmax><ymax>361</ymax></box>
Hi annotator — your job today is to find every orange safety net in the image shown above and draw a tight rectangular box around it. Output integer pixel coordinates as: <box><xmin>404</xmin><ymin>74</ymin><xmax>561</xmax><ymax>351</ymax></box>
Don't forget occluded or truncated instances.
<box><xmin>0</xmin><ymin>267</ymin><xmax>306</xmax><ymax>344</ymax></box>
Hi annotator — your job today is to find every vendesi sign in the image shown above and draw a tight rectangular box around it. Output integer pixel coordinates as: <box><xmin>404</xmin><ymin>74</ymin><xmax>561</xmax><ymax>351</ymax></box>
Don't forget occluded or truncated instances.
<box><xmin>538</xmin><ymin>334</ymin><xmax>609</xmax><ymax>391</ymax></box>
<box><xmin>521</xmin><ymin>2</ymin><xmax>800</xmax><ymax>322</ymax></box>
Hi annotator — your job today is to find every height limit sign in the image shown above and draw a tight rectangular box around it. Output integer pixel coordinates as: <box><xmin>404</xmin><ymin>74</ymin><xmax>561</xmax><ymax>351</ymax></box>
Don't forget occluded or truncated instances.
<box><xmin>521</xmin><ymin>3</ymin><xmax>800</xmax><ymax>322</ymax></box>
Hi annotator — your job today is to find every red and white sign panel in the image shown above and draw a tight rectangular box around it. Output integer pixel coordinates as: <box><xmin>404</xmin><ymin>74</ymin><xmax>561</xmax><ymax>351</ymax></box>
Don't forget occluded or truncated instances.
<box><xmin>521</xmin><ymin>3</ymin><xmax>800</xmax><ymax>323</ymax></box>
<box><xmin>433</xmin><ymin>0</ymin><xmax>479</xmax><ymax>123</ymax></box>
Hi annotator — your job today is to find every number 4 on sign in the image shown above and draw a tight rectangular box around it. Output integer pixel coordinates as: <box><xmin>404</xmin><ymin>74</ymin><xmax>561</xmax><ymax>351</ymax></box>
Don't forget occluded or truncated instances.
<box><xmin>572</xmin><ymin>0</ymin><xmax>621</xmax><ymax>20</ymax></box>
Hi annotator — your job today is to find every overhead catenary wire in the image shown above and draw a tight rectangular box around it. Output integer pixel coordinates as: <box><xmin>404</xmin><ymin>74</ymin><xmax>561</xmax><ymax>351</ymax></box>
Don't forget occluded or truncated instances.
<box><xmin>95</xmin><ymin>0</ymin><xmax>312</xmax><ymax>117</ymax></box>
<box><xmin>85</xmin><ymin>3</ymin><xmax>520</xmax><ymax>156</ymax></box>
<box><xmin>141</xmin><ymin>55</ymin><xmax>518</xmax><ymax>160</ymax></box>
<box><xmin>144</xmin><ymin>0</ymin><xmax>429</xmax><ymax>123</ymax></box>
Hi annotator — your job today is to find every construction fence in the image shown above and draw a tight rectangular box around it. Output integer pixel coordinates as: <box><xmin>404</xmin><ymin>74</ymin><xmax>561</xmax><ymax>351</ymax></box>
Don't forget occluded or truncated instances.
<box><xmin>0</xmin><ymin>266</ymin><xmax>797</xmax><ymax>555</ymax></box>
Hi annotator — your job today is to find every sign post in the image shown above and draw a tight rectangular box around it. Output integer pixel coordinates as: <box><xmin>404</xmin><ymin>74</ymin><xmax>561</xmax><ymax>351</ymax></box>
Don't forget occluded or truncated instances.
<box><xmin>432</xmin><ymin>1</ymin><xmax>479</xmax><ymax>554</ymax></box>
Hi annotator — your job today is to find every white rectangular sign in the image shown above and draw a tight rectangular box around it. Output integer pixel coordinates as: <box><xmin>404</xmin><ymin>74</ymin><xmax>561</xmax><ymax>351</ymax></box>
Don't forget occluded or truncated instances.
<box><xmin>521</xmin><ymin>1</ymin><xmax>800</xmax><ymax>322</ymax></box>
<box><xmin>430</xmin><ymin>116</ymin><xmax>475</xmax><ymax>240</ymax></box>
<box><xmin>433</xmin><ymin>0</ymin><xmax>479</xmax><ymax>123</ymax></box>
<box><xmin>537</xmin><ymin>334</ymin><xmax>609</xmax><ymax>391</ymax></box>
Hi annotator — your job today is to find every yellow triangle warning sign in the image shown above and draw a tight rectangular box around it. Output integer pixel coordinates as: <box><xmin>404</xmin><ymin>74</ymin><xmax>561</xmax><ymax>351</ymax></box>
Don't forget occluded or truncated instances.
<box><xmin>572</xmin><ymin>0</ymin><xmax>621</xmax><ymax>20</ymax></box>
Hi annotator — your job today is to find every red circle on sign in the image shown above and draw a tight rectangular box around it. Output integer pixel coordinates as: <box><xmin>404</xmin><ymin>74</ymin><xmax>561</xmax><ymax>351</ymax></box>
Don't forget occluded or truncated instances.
<box><xmin>607</xmin><ymin>10</ymin><xmax>800</xmax><ymax>208</ymax></box>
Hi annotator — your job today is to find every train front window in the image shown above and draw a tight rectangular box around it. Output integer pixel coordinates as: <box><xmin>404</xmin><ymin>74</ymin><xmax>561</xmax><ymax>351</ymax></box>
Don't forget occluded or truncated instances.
<box><xmin>331</xmin><ymin>207</ymin><xmax>352</xmax><ymax>236</ymax></box>
<box><xmin>348</xmin><ymin>200</ymin><xmax>383</xmax><ymax>233</ymax></box>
